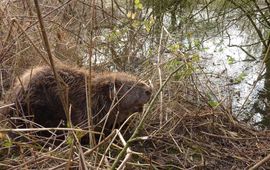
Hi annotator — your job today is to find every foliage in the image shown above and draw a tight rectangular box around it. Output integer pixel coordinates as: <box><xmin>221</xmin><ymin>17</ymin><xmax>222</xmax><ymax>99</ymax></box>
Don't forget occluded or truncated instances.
<box><xmin>234</xmin><ymin>72</ymin><xmax>247</xmax><ymax>84</ymax></box>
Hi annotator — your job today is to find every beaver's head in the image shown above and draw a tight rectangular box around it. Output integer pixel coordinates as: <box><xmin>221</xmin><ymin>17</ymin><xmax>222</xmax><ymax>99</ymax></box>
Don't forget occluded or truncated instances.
<box><xmin>92</xmin><ymin>72</ymin><xmax>152</xmax><ymax>121</ymax></box>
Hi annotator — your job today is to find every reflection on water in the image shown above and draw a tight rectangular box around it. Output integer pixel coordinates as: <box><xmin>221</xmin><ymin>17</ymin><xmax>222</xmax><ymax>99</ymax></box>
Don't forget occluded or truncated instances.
<box><xmin>192</xmin><ymin>12</ymin><xmax>266</xmax><ymax>124</ymax></box>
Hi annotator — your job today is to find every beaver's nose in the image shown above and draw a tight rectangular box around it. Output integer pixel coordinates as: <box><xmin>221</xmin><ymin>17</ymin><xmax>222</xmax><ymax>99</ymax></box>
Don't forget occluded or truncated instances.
<box><xmin>145</xmin><ymin>88</ymin><xmax>152</xmax><ymax>97</ymax></box>
<box><xmin>144</xmin><ymin>87</ymin><xmax>152</xmax><ymax>103</ymax></box>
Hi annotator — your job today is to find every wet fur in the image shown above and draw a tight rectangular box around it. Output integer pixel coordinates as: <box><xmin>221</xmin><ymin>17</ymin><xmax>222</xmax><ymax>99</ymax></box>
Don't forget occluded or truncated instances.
<box><xmin>4</xmin><ymin>65</ymin><xmax>152</xmax><ymax>143</ymax></box>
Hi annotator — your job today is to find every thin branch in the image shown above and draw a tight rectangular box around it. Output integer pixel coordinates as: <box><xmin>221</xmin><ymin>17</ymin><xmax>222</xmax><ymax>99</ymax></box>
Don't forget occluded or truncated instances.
<box><xmin>228</xmin><ymin>0</ymin><xmax>267</xmax><ymax>48</ymax></box>
<box><xmin>116</xmin><ymin>129</ymin><xmax>132</xmax><ymax>170</ymax></box>
<box><xmin>157</xmin><ymin>26</ymin><xmax>164</xmax><ymax>125</ymax></box>
<box><xmin>0</xmin><ymin>127</ymin><xmax>99</xmax><ymax>134</ymax></box>
<box><xmin>33</xmin><ymin>0</ymin><xmax>70</xmax><ymax>126</ymax></box>
<box><xmin>249</xmin><ymin>153</ymin><xmax>270</xmax><ymax>170</ymax></box>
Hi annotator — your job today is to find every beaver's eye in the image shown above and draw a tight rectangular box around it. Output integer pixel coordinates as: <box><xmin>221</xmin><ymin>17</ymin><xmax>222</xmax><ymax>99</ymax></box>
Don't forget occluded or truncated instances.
<box><xmin>145</xmin><ymin>89</ymin><xmax>152</xmax><ymax>96</ymax></box>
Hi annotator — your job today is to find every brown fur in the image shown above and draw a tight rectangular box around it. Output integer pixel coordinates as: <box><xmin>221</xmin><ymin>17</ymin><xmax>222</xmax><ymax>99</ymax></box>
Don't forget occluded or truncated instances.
<box><xmin>4</xmin><ymin>65</ymin><xmax>152</xmax><ymax>143</ymax></box>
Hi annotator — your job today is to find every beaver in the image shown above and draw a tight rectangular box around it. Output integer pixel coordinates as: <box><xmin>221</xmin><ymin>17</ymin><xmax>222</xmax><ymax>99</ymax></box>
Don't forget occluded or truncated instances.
<box><xmin>4</xmin><ymin>65</ymin><xmax>152</xmax><ymax>143</ymax></box>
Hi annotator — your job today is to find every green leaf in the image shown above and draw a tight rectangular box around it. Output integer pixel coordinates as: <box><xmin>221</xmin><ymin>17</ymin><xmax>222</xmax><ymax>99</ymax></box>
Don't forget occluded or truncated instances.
<box><xmin>234</xmin><ymin>72</ymin><xmax>246</xmax><ymax>84</ymax></box>
<box><xmin>66</xmin><ymin>135</ymin><xmax>74</xmax><ymax>145</ymax></box>
<box><xmin>192</xmin><ymin>54</ymin><xmax>200</xmax><ymax>62</ymax></box>
<box><xmin>2</xmin><ymin>140</ymin><xmax>12</xmax><ymax>147</ymax></box>
<box><xmin>144</xmin><ymin>16</ymin><xmax>155</xmax><ymax>32</ymax></box>
<box><xmin>169</xmin><ymin>43</ymin><xmax>180</xmax><ymax>53</ymax></box>
<box><xmin>76</xmin><ymin>130</ymin><xmax>85</xmax><ymax>140</ymax></box>
<box><xmin>107</xmin><ymin>29</ymin><xmax>121</xmax><ymax>42</ymax></box>
<box><xmin>218</xmin><ymin>47</ymin><xmax>223</xmax><ymax>52</ymax></box>
<box><xmin>135</xmin><ymin>0</ymin><xmax>143</xmax><ymax>10</ymax></box>
<box><xmin>208</xmin><ymin>100</ymin><xmax>219</xmax><ymax>108</ymax></box>
<box><xmin>137</xmin><ymin>3</ymin><xmax>143</xmax><ymax>9</ymax></box>
<box><xmin>194</xmin><ymin>39</ymin><xmax>201</xmax><ymax>49</ymax></box>
<box><xmin>227</xmin><ymin>55</ymin><xmax>235</xmax><ymax>64</ymax></box>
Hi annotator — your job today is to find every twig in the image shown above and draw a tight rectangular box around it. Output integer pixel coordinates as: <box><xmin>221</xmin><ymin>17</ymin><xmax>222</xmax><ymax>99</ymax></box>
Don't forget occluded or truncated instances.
<box><xmin>72</xmin><ymin>131</ymin><xmax>88</xmax><ymax>170</ymax></box>
<box><xmin>0</xmin><ymin>128</ymin><xmax>99</xmax><ymax>134</ymax></box>
<box><xmin>249</xmin><ymin>153</ymin><xmax>270</xmax><ymax>170</ymax></box>
<box><xmin>228</xmin><ymin>0</ymin><xmax>267</xmax><ymax>48</ymax></box>
<box><xmin>33</xmin><ymin>0</ymin><xmax>70</xmax><ymax>128</ymax></box>
<box><xmin>84</xmin><ymin>130</ymin><xmax>117</xmax><ymax>156</ymax></box>
<box><xmin>238</xmin><ymin>38</ymin><xmax>270</xmax><ymax>113</ymax></box>
<box><xmin>97</xmin><ymin>129</ymin><xmax>119</xmax><ymax>169</ymax></box>
<box><xmin>0</xmin><ymin>70</ymin><xmax>5</xmax><ymax>96</ymax></box>
<box><xmin>0</xmin><ymin>103</ymin><xmax>14</xmax><ymax>109</ymax></box>
<box><xmin>33</xmin><ymin>0</ymin><xmax>60</xmax><ymax>90</ymax></box>
<box><xmin>65</xmin><ymin>136</ymin><xmax>74</xmax><ymax>170</ymax></box>
<box><xmin>96</xmin><ymin>113</ymin><xmax>138</xmax><ymax>169</ymax></box>
<box><xmin>116</xmin><ymin>129</ymin><xmax>132</xmax><ymax>170</ymax></box>
<box><xmin>10</xmin><ymin>19</ymin><xmax>50</xmax><ymax>65</ymax></box>
<box><xmin>54</xmin><ymin>120</ymin><xmax>138</xmax><ymax>169</ymax></box>
<box><xmin>86</xmin><ymin>0</ymin><xmax>96</xmax><ymax>148</ymax></box>
<box><xmin>157</xmin><ymin>25</ymin><xmax>164</xmax><ymax>125</ymax></box>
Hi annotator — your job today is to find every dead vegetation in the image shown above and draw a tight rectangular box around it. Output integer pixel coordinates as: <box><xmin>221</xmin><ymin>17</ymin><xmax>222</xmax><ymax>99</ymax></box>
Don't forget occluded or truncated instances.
<box><xmin>1</xmin><ymin>86</ymin><xmax>270</xmax><ymax>169</ymax></box>
<box><xmin>1</xmin><ymin>0</ymin><xmax>270</xmax><ymax>169</ymax></box>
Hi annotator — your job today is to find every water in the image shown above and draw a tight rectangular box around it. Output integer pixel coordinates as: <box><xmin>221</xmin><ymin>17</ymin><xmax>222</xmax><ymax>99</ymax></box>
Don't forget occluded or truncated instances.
<box><xmin>188</xmin><ymin>10</ymin><xmax>266</xmax><ymax>123</ymax></box>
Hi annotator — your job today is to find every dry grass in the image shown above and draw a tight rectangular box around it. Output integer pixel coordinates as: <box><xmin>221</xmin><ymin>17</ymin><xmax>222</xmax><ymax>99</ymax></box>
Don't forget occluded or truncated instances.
<box><xmin>1</xmin><ymin>84</ymin><xmax>270</xmax><ymax>169</ymax></box>
<box><xmin>1</xmin><ymin>1</ymin><xmax>270</xmax><ymax>169</ymax></box>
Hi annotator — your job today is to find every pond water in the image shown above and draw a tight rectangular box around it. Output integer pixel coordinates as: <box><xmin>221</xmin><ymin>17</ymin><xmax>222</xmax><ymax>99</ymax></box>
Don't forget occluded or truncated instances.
<box><xmin>200</xmin><ymin>26</ymin><xmax>264</xmax><ymax>122</ymax></box>
<box><xmin>184</xmin><ymin>9</ymin><xmax>267</xmax><ymax>123</ymax></box>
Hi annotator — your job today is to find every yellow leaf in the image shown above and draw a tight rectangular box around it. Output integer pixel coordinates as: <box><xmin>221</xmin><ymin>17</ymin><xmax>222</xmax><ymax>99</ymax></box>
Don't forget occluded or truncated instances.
<box><xmin>127</xmin><ymin>11</ymin><xmax>132</xmax><ymax>18</ymax></box>
<box><xmin>131</xmin><ymin>12</ymin><xmax>136</xmax><ymax>19</ymax></box>
<box><xmin>0</xmin><ymin>132</ymin><xmax>7</xmax><ymax>140</ymax></box>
